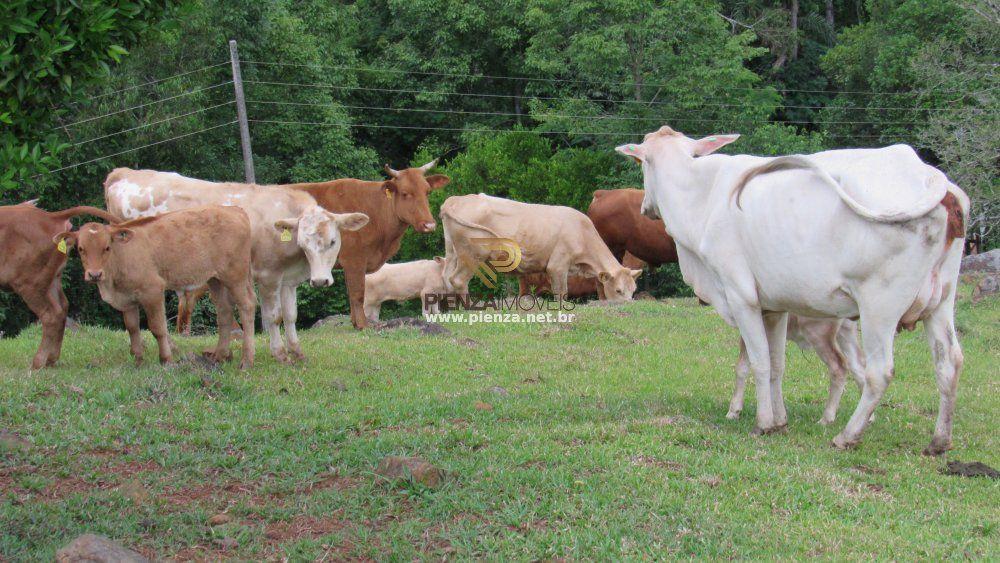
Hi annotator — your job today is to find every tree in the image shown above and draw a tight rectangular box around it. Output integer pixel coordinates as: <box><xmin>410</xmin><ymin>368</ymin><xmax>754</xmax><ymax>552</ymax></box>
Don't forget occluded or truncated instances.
<box><xmin>0</xmin><ymin>0</ymin><xmax>180</xmax><ymax>194</ymax></box>
<box><xmin>912</xmin><ymin>0</ymin><xmax>999</xmax><ymax>244</ymax></box>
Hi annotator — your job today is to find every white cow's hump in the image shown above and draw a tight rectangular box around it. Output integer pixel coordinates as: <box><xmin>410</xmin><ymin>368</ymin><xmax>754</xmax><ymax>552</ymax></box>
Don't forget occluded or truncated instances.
<box><xmin>108</xmin><ymin>179</ymin><xmax>172</xmax><ymax>219</ymax></box>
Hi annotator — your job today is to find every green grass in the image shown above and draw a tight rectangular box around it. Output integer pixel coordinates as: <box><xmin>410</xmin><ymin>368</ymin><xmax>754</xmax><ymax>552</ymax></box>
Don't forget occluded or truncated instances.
<box><xmin>1</xmin><ymin>291</ymin><xmax>997</xmax><ymax>561</ymax></box>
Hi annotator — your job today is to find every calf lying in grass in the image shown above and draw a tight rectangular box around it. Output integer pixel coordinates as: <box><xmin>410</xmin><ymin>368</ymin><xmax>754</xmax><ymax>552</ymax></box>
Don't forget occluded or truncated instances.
<box><xmin>56</xmin><ymin>206</ymin><xmax>257</xmax><ymax>369</ymax></box>
<box><xmin>364</xmin><ymin>258</ymin><xmax>449</xmax><ymax>322</ymax></box>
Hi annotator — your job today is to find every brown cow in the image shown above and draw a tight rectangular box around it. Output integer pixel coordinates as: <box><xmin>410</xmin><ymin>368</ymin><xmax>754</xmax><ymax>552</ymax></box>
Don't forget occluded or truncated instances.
<box><xmin>587</xmin><ymin>188</ymin><xmax>679</xmax><ymax>266</ymax></box>
<box><xmin>0</xmin><ymin>201</ymin><xmax>120</xmax><ymax>369</ymax></box>
<box><xmin>287</xmin><ymin>159</ymin><xmax>449</xmax><ymax>329</ymax></box>
<box><xmin>57</xmin><ymin>206</ymin><xmax>257</xmax><ymax>369</ymax></box>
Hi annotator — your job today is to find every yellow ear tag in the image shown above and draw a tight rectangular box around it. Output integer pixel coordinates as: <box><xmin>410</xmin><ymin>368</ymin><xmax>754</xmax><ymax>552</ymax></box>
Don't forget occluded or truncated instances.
<box><xmin>56</xmin><ymin>238</ymin><xmax>67</xmax><ymax>254</ymax></box>
<box><xmin>385</xmin><ymin>188</ymin><xmax>392</xmax><ymax>200</ymax></box>
<box><xmin>280</xmin><ymin>228</ymin><xmax>292</xmax><ymax>242</ymax></box>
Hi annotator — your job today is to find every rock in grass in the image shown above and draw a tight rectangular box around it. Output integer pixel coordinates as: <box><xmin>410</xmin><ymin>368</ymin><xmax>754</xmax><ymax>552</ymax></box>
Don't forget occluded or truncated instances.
<box><xmin>375</xmin><ymin>456</ymin><xmax>445</xmax><ymax>488</ymax></box>
<box><xmin>378</xmin><ymin>316</ymin><xmax>451</xmax><ymax>335</ymax></box>
<box><xmin>0</xmin><ymin>430</ymin><xmax>31</xmax><ymax>452</ymax></box>
<box><xmin>208</xmin><ymin>513</ymin><xmax>233</xmax><ymax>526</ymax></box>
<box><xmin>972</xmin><ymin>275</ymin><xmax>999</xmax><ymax>302</ymax></box>
<box><xmin>961</xmin><ymin>250</ymin><xmax>1000</xmax><ymax>274</ymax></box>
<box><xmin>55</xmin><ymin>534</ymin><xmax>148</xmax><ymax>563</ymax></box>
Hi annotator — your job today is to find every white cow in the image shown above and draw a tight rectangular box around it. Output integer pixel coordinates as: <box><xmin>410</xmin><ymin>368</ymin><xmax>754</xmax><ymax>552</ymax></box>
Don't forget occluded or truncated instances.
<box><xmin>104</xmin><ymin>168</ymin><xmax>369</xmax><ymax>363</ymax></box>
<box><xmin>363</xmin><ymin>258</ymin><xmax>449</xmax><ymax>322</ymax></box>
<box><xmin>617</xmin><ymin>126</ymin><xmax>967</xmax><ymax>453</ymax></box>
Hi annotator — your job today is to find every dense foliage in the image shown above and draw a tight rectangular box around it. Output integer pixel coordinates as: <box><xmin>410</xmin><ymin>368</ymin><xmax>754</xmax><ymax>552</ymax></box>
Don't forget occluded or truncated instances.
<box><xmin>1</xmin><ymin>0</ymin><xmax>996</xmax><ymax>335</ymax></box>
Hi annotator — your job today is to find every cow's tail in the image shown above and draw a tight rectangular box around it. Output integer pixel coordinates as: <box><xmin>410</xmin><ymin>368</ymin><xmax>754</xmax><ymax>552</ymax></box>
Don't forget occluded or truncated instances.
<box><xmin>439</xmin><ymin>208</ymin><xmax>505</xmax><ymax>240</ymax></box>
<box><xmin>51</xmin><ymin>206</ymin><xmax>122</xmax><ymax>224</ymax></box>
<box><xmin>732</xmin><ymin>155</ymin><xmax>942</xmax><ymax>223</ymax></box>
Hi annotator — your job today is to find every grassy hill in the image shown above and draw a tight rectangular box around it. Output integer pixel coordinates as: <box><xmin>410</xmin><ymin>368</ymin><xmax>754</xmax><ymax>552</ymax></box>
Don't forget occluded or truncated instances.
<box><xmin>1</xmin><ymin>292</ymin><xmax>997</xmax><ymax>560</ymax></box>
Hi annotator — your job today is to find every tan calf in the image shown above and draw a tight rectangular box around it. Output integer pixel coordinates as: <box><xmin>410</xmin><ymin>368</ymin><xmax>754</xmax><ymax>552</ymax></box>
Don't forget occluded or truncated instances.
<box><xmin>440</xmin><ymin>194</ymin><xmax>641</xmax><ymax>302</ymax></box>
<box><xmin>363</xmin><ymin>257</ymin><xmax>448</xmax><ymax>322</ymax></box>
<box><xmin>57</xmin><ymin>206</ymin><xmax>257</xmax><ymax>369</ymax></box>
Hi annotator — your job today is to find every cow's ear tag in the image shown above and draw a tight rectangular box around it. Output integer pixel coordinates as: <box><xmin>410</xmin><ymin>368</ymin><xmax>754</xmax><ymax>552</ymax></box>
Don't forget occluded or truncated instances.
<box><xmin>280</xmin><ymin>228</ymin><xmax>292</xmax><ymax>242</ymax></box>
<box><xmin>56</xmin><ymin>238</ymin><xmax>67</xmax><ymax>254</ymax></box>
<box><xmin>385</xmin><ymin>188</ymin><xmax>392</xmax><ymax>200</ymax></box>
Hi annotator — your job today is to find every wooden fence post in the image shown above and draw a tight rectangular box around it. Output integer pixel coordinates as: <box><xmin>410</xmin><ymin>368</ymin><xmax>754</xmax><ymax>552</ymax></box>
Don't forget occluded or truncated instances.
<box><xmin>229</xmin><ymin>40</ymin><xmax>255</xmax><ymax>184</ymax></box>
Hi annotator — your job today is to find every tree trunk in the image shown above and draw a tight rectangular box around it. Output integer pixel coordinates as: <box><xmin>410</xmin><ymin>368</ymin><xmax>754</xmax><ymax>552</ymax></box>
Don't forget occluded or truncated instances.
<box><xmin>826</xmin><ymin>0</ymin><xmax>835</xmax><ymax>29</ymax></box>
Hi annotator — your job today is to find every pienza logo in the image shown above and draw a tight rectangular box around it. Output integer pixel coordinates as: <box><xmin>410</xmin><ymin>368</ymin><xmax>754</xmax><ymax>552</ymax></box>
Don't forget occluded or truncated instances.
<box><xmin>424</xmin><ymin>238</ymin><xmax>577</xmax><ymax>324</ymax></box>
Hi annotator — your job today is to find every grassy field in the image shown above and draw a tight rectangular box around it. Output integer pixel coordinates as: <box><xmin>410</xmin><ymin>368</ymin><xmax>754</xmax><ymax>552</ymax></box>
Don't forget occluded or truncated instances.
<box><xmin>1</xmin><ymin>289</ymin><xmax>997</xmax><ymax>561</ymax></box>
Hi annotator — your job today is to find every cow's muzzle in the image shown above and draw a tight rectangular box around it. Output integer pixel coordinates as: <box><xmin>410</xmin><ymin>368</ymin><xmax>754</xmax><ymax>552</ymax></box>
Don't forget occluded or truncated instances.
<box><xmin>415</xmin><ymin>221</ymin><xmax>436</xmax><ymax>233</ymax></box>
<box><xmin>310</xmin><ymin>277</ymin><xmax>333</xmax><ymax>288</ymax></box>
<box><xmin>85</xmin><ymin>270</ymin><xmax>104</xmax><ymax>282</ymax></box>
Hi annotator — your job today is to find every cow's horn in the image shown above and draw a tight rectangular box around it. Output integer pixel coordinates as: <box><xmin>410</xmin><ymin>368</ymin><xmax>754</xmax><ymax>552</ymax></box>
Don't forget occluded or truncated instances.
<box><xmin>419</xmin><ymin>158</ymin><xmax>439</xmax><ymax>172</ymax></box>
<box><xmin>384</xmin><ymin>164</ymin><xmax>400</xmax><ymax>178</ymax></box>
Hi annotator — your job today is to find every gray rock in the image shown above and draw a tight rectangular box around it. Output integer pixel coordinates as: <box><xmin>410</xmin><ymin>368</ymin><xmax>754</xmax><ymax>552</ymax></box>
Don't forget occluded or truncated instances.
<box><xmin>375</xmin><ymin>456</ymin><xmax>445</xmax><ymax>487</ymax></box>
<box><xmin>312</xmin><ymin>314</ymin><xmax>352</xmax><ymax>328</ymax></box>
<box><xmin>961</xmin><ymin>249</ymin><xmax>1000</xmax><ymax>274</ymax></box>
<box><xmin>378</xmin><ymin>316</ymin><xmax>451</xmax><ymax>335</ymax></box>
<box><xmin>972</xmin><ymin>275</ymin><xmax>999</xmax><ymax>302</ymax></box>
<box><xmin>55</xmin><ymin>534</ymin><xmax>149</xmax><ymax>563</ymax></box>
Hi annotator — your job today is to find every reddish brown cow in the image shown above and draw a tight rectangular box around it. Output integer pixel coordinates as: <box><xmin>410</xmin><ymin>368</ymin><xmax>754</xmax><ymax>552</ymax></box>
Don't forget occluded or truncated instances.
<box><xmin>0</xmin><ymin>201</ymin><xmax>120</xmax><ymax>369</ymax></box>
<box><xmin>287</xmin><ymin>160</ymin><xmax>449</xmax><ymax>329</ymax></box>
<box><xmin>587</xmin><ymin>188</ymin><xmax>678</xmax><ymax>266</ymax></box>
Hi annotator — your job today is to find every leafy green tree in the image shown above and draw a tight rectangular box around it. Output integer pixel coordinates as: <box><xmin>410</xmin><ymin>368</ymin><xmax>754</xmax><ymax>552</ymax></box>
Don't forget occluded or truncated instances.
<box><xmin>1</xmin><ymin>0</ymin><xmax>180</xmax><ymax>194</ymax></box>
<box><xmin>911</xmin><ymin>0</ymin><xmax>998</xmax><ymax>244</ymax></box>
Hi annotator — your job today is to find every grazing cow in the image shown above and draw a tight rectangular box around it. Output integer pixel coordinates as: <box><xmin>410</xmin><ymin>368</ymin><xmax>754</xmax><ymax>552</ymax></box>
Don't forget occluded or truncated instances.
<box><xmin>0</xmin><ymin>201</ymin><xmax>120</xmax><ymax>369</ymax></box>
<box><xmin>363</xmin><ymin>257</ymin><xmax>449</xmax><ymax>322</ymax></box>
<box><xmin>617</xmin><ymin>126</ymin><xmax>967</xmax><ymax>453</ymax></box>
<box><xmin>286</xmin><ymin>160</ymin><xmax>449</xmax><ymax>329</ymax></box>
<box><xmin>587</xmin><ymin>188</ymin><xmax>679</xmax><ymax>266</ymax></box>
<box><xmin>440</xmin><ymin>194</ymin><xmax>642</xmax><ymax>302</ymax></box>
<box><xmin>518</xmin><ymin>252</ymin><xmax>647</xmax><ymax>299</ymax></box>
<box><xmin>104</xmin><ymin>168</ymin><xmax>369</xmax><ymax>362</ymax></box>
<box><xmin>56</xmin><ymin>207</ymin><xmax>257</xmax><ymax>368</ymax></box>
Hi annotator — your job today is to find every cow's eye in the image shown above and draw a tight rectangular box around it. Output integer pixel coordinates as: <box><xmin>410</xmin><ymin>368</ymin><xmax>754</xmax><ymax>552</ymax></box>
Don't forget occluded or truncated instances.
<box><xmin>104</xmin><ymin>246</ymin><xmax>110</xmax><ymax>252</ymax></box>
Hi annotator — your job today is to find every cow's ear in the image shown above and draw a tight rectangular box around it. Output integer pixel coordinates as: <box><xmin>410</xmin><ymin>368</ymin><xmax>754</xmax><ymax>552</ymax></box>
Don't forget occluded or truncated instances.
<box><xmin>425</xmin><ymin>174</ymin><xmax>450</xmax><ymax>190</ymax></box>
<box><xmin>113</xmin><ymin>228</ymin><xmax>134</xmax><ymax>243</ymax></box>
<box><xmin>382</xmin><ymin>179</ymin><xmax>398</xmax><ymax>195</ymax></box>
<box><xmin>598</xmin><ymin>271</ymin><xmax>612</xmax><ymax>283</ymax></box>
<box><xmin>615</xmin><ymin>144</ymin><xmax>645</xmax><ymax>164</ymax></box>
<box><xmin>53</xmin><ymin>231</ymin><xmax>77</xmax><ymax>249</ymax></box>
<box><xmin>333</xmin><ymin>212</ymin><xmax>369</xmax><ymax>232</ymax></box>
<box><xmin>692</xmin><ymin>134</ymin><xmax>740</xmax><ymax>157</ymax></box>
<box><xmin>433</xmin><ymin>256</ymin><xmax>446</xmax><ymax>265</ymax></box>
<box><xmin>630</xmin><ymin>268</ymin><xmax>643</xmax><ymax>279</ymax></box>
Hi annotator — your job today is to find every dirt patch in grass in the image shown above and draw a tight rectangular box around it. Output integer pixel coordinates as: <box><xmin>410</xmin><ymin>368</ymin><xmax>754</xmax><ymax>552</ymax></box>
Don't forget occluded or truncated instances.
<box><xmin>263</xmin><ymin>514</ymin><xmax>348</xmax><ymax>542</ymax></box>
<box><xmin>294</xmin><ymin>472</ymin><xmax>361</xmax><ymax>493</ymax></box>
<box><xmin>630</xmin><ymin>455</ymin><xmax>684</xmax><ymax>471</ymax></box>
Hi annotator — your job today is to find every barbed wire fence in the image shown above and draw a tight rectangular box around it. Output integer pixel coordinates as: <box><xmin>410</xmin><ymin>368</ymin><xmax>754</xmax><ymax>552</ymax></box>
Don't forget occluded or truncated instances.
<box><xmin>30</xmin><ymin>40</ymin><xmax>998</xmax><ymax>194</ymax></box>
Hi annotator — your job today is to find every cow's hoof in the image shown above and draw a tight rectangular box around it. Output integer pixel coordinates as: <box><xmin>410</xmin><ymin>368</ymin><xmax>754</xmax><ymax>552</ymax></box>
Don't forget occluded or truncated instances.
<box><xmin>817</xmin><ymin>416</ymin><xmax>835</xmax><ymax>426</ymax></box>
<box><xmin>133</xmin><ymin>358</ymin><xmax>144</xmax><ymax>368</ymax></box>
<box><xmin>831</xmin><ymin>434</ymin><xmax>858</xmax><ymax>450</ymax></box>
<box><xmin>725</xmin><ymin>410</ymin><xmax>741</xmax><ymax>420</ymax></box>
<box><xmin>289</xmin><ymin>349</ymin><xmax>306</xmax><ymax>363</ymax></box>
<box><xmin>239</xmin><ymin>360</ymin><xmax>253</xmax><ymax>371</ymax></box>
<box><xmin>751</xmin><ymin>424</ymin><xmax>785</xmax><ymax>436</ymax></box>
<box><xmin>922</xmin><ymin>438</ymin><xmax>952</xmax><ymax>457</ymax></box>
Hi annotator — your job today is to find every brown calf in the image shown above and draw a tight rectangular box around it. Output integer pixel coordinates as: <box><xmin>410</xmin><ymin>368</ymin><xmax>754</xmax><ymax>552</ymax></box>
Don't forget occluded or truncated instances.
<box><xmin>587</xmin><ymin>189</ymin><xmax>678</xmax><ymax>266</ymax></box>
<box><xmin>57</xmin><ymin>206</ymin><xmax>256</xmax><ymax>369</ymax></box>
<box><xmin>0</xmin><ymin>201</ymin><xmax>120</xmax><ymax>369</ymax></box>
<box><xmin>287</xmin><ymin>160</ymin><xmax>449</xmax><ymax>329</ymax></box>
